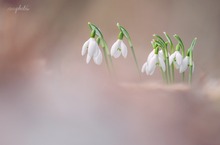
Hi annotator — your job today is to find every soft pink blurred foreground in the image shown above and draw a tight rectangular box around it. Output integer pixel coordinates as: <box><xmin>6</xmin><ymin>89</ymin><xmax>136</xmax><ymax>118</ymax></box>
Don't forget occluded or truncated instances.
<box><xmin>0</xmin><ymin>0</ymin><xmax>220</xmax><ymax>145</ymax></box>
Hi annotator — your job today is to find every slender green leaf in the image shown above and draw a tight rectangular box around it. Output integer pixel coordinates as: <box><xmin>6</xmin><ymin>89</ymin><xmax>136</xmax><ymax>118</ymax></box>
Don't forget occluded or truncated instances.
<box><xmin>117</xmin><ymin>23</ymin><xmax>133</xmax><ymax>47</ymax></box>
<box><xmin>189</xmin><ymin>37</ymin><xmax>197</xmax><ymax>51</ymax></box>
<box><xmin>173</xmin><ymin>34</ymin><xmax>184</xmax><ymax>49</ymax></box>
<box><xmin>164</xmin><ymin>32</ymin><xmax>173</xmax><ymax>51</ymax></box>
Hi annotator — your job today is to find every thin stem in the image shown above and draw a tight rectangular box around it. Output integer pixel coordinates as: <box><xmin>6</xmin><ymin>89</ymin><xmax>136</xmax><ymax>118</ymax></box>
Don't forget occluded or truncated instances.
<box><xmin>164</xmin><ymin>32</ymin><xmax>174</xmax><ymax>83</ymax></box>
<box><xmin>160</xmin><ymin>67</ymin><xmax>166</xmax><ymax>83</ymax></box>
<box><xmin>131</xmin><ymin>45</ymin><xmax>141</xmax><ymax>77</ymax></box>
<box><xmin>96</xmin><ymin>37</ymin><xmax>111</xmax><ymax>74</ymax></box>
<box><xmin>117</xmin><ymin>23</ymin><xmax>140</xmax><ymax>77</ymax></box>
<box><xmin>171</xmin><ymin>64</ymin><xmax>175</xmax><ymax>83</ymax></box>
<box><xmin>164</xmin><ymin>44</ymin><xmax>171</xmax><ymax>84</ymax></box>
<box><xmin>165</xmin><ymin>57</ymin><xmax>171</xmax><ymax>84</ymax></box>
<box><xmin>182</xmin><ymin>72</ymin><xmax>185</xmax><ymax>82</ymax></box>
<box><xmin>174</xmin><ymin>35</ymin><xmax>186</xmax><ymax>83</ymax></box>
<box><xmin>103</xmin><ymin>41</ymin><xmax>115</xmax><ymax>75</ymax></box>
<box><xmin>154</xmin><ymin>35</ymin><xmax>172</xmax><ymax>84</ymax></box>
<box><xmin>189</xmin><ymin>66</ymin><xmax>193</xmax><ymax>84</ymax></box>
<box><xmin>188</xmin><ymin>50</ymin><xmax>193</xmax><ymax>84</ymax></box>
<box><xmin>88</xmin><ymin>22</ymin><xmax>115</xmax><ymax>74</ymax></box>
<box><xmin>181</xmin><ymin>47</ymin><xmax>185</xmax><ymax>82</ymax></box>
<box><xmin>103</xmin><ymin>47</ymin><xmax>111</xmax><ymax>73</ymax></box>
<box><xmin>188</xmin><ymin>38</ymin><xmax>197</xmax><ymax>84</ymax></box>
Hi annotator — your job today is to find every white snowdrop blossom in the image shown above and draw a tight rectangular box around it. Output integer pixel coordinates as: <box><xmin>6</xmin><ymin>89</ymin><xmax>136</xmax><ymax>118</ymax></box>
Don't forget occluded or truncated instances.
<box><xmin>147</xmin><ymin>49</ymin><xmax>164</xmax><ymax>62</ymax></box>
<box><xmin>142</xmin><ymin>52</ymin><xmax>166</xmax><ymax>75</ymax></box>
<box><xmin>169</xmin><ymin>51</ymin><xmax>183</xmax><ymax>66</ymax></box>
<box><xmin>179</xmin><ymin>56</ymin><xmax>195</xmax><ymax>73</ymax></box>
<box><xmin>82</xmin><ymin>38</ymin><xmax>102</xmax><ymax>65</ymax></box>
<box><xmin>111</xmin><ymin>39</ymin><xmax>128</xmax><ymax>58</ymax></box>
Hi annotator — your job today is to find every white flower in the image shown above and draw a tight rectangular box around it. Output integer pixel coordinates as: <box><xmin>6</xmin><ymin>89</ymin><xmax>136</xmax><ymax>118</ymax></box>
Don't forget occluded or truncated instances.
<box><xmin>142</xmin><ymin>52</ymin><xmax>166</xmax><ymax>75</ymax></box>
<box><xmin>147</xmin><ymin>49</ymin><xmax>164</xmax><ymax>62</ymax></box>
<box><xmin>82</xmin><ymin>38</ymin><xmax>102</xmax><ymax>65</ymax></box>
<box><xmin>179</xmin><ymin>56</ymin><xmax>195</xmax><ymax>73</ymax></box>
<box><xmin>169</xmin><ymin>51</ymin><xmax>183</xmax><ymax>66</ymax></box>
<box><xmin>111</xmin><ymin>39</ymin><xmax>128</xmax><ymax>58</ymax></box>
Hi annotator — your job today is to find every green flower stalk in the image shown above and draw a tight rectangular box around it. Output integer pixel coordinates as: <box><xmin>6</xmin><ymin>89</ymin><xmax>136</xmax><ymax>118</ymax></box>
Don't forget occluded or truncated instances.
<box><xmin>188</xmin><ymin>37</ymin><xmax>197</xmax><ymax>84</ymax></box>
<box><xmin>87</xmin><ymin>22</ymin><xmax>113</xmax><ymax>73</ymax></box>
<box><xmin>111</xmin><ymin>23</ymin><xmax>140</xmax><ymax>76</ymax></box>
<box><xmin>164</xmin><ymin>32</ymin><xmax>175</xmax><ymax>83</ymax></box>
<box><xmin>153</xmin><ymin>34</ymin><xmax>171</xmax><ymax>84</ymax></box>
<box><xmin>174</xmin><ymin>34</ymin><xmax>185</xmax><ymax>82</ymax></box>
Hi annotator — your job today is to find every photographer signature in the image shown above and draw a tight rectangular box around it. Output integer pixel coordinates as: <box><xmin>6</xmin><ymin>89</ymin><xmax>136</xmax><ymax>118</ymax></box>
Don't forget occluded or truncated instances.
<box><xmin>7</xmin><ymin>5</ymin><xmax>30</xmax><ymax>14</ymax></box>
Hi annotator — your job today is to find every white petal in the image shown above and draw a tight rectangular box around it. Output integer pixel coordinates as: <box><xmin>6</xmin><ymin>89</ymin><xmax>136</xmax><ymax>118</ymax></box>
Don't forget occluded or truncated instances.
<box><xmin>149</xmin><ymin>65</ymin><xmax>156</xmax><ymax>75</ymax></box>
<box><xmin>158</xmin><ymin>56</ymin><xmax>166</xmax><ymax>72</ymax></box>
<box><xmin>86</xmin><ymin>54</ymin><xmax>92</xmax><ymax>64</ymax></box>
<box><xmin>93</xmin><ymin>48</ymin><xmax>100</xmax><ymax>58</ymax></box>
<box><xmin>111</xmin><ymin>40</ymin><xmax>120</xmax><ymax>57</ymax></box>
<box><xmin>158</xmin><ymin>50</ymin><xmax>164</xmax><ymax>60</ymax></box>
<box><xmin>82</xmin><ymin>39</ymin><xmax>89</xmax><ymax>56</ymax></box>
<box><xmin>141</xmin><ymin>62</ymin><xmax>148</xmax><ymax>73</ymax></box>
<box><xmin>175</xmin><ymin>51</ymin><xmax>183</xmax><ymax>66</ymax></box>
<box><xmin>179</xmin><ymin>56</ymin><xmax>189</xmax><ymax>73</ymax></box>
<box><xmin>147</xmin><ymin>49</ymin><xmax>155</xmax><ymax>62</ymax></box>
<box><xmin>113</xmin><ymin>50</ymin><xmax>121</xmax><ymax>58</ymax></box>
<box><xmin>148</xmin><ymin>55</ymin><xmax>157</xmax><ymax>75</ymax></box>
<box><xmin>169</xmin><ymin>52</ymin><xmax>176</xmax><ymax>65</ymax></box>
<box><xmin>120</xmin><ymin>41</ymin><xmax>128</xmax><ymax>58</ymax></box>
<box><xmin>88</xmin><ymin>38</ymin><xmax>98</xmax><ymax>57</ymax></box>
<box><xmin>93</xmin><ymin>49</ymin><xmax>102</xmax><ymax>65</ymax></box>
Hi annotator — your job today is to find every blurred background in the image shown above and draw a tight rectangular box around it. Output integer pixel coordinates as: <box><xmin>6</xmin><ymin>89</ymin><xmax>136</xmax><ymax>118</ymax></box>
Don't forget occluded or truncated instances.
<box><xmin>0</xmin><ymin>0</ymin><xmax>220</xmax><ymax>145</ymax></box>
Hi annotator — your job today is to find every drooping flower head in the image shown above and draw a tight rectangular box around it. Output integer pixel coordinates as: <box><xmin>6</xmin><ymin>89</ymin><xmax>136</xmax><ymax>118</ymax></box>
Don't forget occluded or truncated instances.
<box><xmin>110</xmin><ymin>32</ymin><xmax>128</xmax><ymax>58</ymax></box>
<box><xmin>179</xmin><ymin>50</ymin><xmax>195</xmax><ymax>73</ymax></box>
<box><xmin>169</xmin><ymin>43</ymin><xmax>183</xmax><ymax>67</ymax></box>
<box><xmin>82</xmin><ymin>29</ymin><xmax>102</xmax><ymax>65</ymax></box>
<box><xmin>142</xmin><ymin>47</ymin><xmax>166</xmax><ymax>75</ymax></box>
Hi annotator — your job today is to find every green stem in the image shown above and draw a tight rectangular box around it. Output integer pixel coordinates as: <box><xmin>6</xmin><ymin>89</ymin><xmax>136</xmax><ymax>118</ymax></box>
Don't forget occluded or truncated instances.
<box><xmin>96</xmin><ymin>37</ymin><xmax>111</xmax><ymax>74</ymax></box>
<box><xmin>171</xmin><ymin>64</ymin><xmax>175</xmax><ymax>83</ymax></box>
<box><xmin>160</xmin><ymin>67</ymin><xmax>166</xmax><ymax>83</ymax></box>
<box><xmin>117</xmin><ymin>23</ymin><xmax>140</xmax><ymax>77</ymax></box>
<box><xmin>174</xmin><ymin>35</ymin><xmax>186</xmax><ymax>83</ymax></box>
<box><xmin>189</xmin><ymin>66</ymin><xmax>193</xmax><ymax>84</ymax></box>
<box><xmin>188</xmin><ymin>50</ymin><xmax>193</xmax><ymax>84</ymax></box>
<box><xmin>103</xmin><ymin>40</ymin><xmax>115</xmax><ymax>74</ymax></box>
<box><xmin>165</xmin><ymin>44</ymin><xmax>171</xmax><ymax>84</ymax></box>
<box><xmin>88</xmin><ymin>22</ymin><xmax>114</xmax><ymax>74</ymax></box>
<box><xmin>165</xmin><ymin>57</ymin><xmax>171</xmax><ymax>84</ymax></box>
<box><xmin>154</xmin><ymin>35</ymin><xmax>172</xmax><ymax>83</ymax></box>
<box><xmin>182</xmin><ymin>72</ymin><xmax>185</xmax><ymax>82</ymax></box>
<box><xmin>103</xmin><ymin>47</ymin><xmax>110</xmax><ymax>73</ymax></box>
<box><xmin>188</xmin><ymin>37</ymin><xmax>197</xmax><ymax>84</ymax></box>
<box><xmin>131</xmin><ymin>45</ymin><xmax>141</xmax><ymax>77</ymax></box>
<box><xmin>164</xmin><ymin>32</ymin><xmax>174</xmax><ymax>83</ymax></box>
<box><xmin>181</xmin><ymin>48</ymin><xmax>185</xmax><ymax>83</ymax></box>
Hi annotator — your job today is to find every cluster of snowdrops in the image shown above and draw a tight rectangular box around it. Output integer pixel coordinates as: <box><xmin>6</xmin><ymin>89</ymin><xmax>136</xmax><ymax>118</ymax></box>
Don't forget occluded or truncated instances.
<box><xmin>82</xmin><ymin>22</ymin><xmax>197</xmax><ymax>84</ymax></box>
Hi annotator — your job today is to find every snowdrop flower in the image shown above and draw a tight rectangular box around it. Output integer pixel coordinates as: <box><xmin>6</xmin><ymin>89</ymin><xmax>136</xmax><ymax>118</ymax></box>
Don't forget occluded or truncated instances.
<box><xmin>82</xmin><ymin>37</ymin><xmax>102</xmax><ymax>65</ymax></box>
<box><xmin>169</xmin><ymin>50</ymin><xmax>183</xmax><ymax>66</ymax></box>
<box><xmin>110</xmin><ymin>39</ymin><xmax>128</xmax><ymax>58</ymax></box>
<box><xmin>179</xmin><ymin>56</ymin><xmax>194</xmax><ymax>73</ymax></box>
<box><xmin>142</xmin><ymin>50</ymin><xmax>166</xmax><ymax>75</ymax></box>
<box><xmin>147</xmin><ymin>49</ymin><xmax>164</xmax><ymax>62</ymax></box>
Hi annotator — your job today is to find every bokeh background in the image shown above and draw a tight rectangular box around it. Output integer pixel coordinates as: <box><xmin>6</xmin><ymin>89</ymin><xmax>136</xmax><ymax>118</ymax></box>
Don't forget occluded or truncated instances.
<box><xmin>0</xmin><ymin>0</ymin><xmax>220</xmax><ymax>145</ymax></box>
